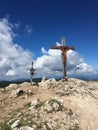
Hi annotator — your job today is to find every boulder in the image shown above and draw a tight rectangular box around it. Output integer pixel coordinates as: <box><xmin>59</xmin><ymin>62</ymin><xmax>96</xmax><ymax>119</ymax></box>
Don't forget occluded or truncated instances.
<box><xmin>41</xmin><ymin>76</ymin><xmax>47</xmax><ymax>82</ymax></box>
<box><xmin>28</xmin><ymin>99</ymin><xmax>41</xmax><ymax>110</ymax></box>
<box><xmin>19</xmin><ymin>126</ymin><xmax>34</xmax><ymax>130</ymax></box>
<box><xmin>38</xmin><ymin>78</ymin><xmax>56</xmax><ymax>88</ymax></box>
<box><xmin>11</xmin><ymin>120</ymin><xmax>20</xmax><ymax>129</ymax></box>
<box><xmin>43</xmin><ymin>97</ymin><xmax>64</xmax><ymax>113</ymax></box>
<box><xmin>10</xmin><ymin>89</ymin><xmax>24</xmax><ymax>98</ymax></box>
<box><xmin>6</xmin><ymin>84</ymin><xmax>18</xmax><ymax>90</ymax></box>
<box><xmin>20</xmin><ymin>82</ymin><xmax>31</xmax><ymax>87</ymax></box>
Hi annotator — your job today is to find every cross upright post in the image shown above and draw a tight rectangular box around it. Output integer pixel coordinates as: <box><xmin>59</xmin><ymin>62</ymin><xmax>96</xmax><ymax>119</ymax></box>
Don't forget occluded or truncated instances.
<box><xmin>50</xmin><ymin>37</ymin><xmax>75</xmax><ymax>81</ymax></box>
<box><xmin>29</xmin><ymin>62</ymin><xmax>37</xmax><ymax>86</ymax></box>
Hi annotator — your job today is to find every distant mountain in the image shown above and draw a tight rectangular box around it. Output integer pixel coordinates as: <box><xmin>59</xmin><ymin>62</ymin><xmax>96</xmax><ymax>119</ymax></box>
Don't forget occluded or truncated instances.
<box><xmin>0</xmin><ymin>75</ymin><xmax>98</xmax><ymax>88</ymax></box>
<box><xmin>68</xmin><ymin>74</ymin><xmax>98</xmax><ymax>81</ymax></box>
<box><xmin>0</xmin><ymin>78</ymin><xmax>42</xmax><ymax>88</ymax></box>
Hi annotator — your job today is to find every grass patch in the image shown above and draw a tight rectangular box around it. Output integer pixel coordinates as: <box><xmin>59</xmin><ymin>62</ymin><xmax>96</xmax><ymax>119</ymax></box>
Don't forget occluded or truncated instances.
<box><xmin>68</xmin><ymin>124</ymin><xmax>80</xmax><ymax>130</ymax></box>
<box><xmin>1</xmin><ymin>124</ymin><xmax>11</xmax><ymax>130</ymax></box>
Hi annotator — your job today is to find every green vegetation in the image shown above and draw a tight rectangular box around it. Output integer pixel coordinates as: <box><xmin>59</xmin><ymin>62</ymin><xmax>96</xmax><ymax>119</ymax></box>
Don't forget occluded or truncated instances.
<box><xmin>68</xmin><ymin>124</ymin><xmax>80</xmax><ymax>130</ymax></box>
<box><xmin>1</xmin><ymin>124</ymin><xmax>11</xmax><ymax>130</ymax></box>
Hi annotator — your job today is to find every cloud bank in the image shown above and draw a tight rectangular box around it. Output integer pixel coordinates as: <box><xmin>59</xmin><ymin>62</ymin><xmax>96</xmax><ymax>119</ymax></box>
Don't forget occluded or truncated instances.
<box><xmin>0</xmin><ymin>18</ymin><xmax>33</xmax><ymax>80</ymax></box>
<box><xmin>34</xmin><ymin>46</ymin><xmax>97</xmax><ymax>79</ymax></box>
<box><xmin>0</xmin><ymin>17</ymin><xmax>97</xmax><ymax>80</ymax></box>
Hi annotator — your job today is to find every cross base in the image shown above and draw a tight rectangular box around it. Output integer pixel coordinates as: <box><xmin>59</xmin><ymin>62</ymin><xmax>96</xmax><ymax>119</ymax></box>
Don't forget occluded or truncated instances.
<box><xmin>62</xmin><ymin>77</ymin><xmax>68</xmax><ymax>82</ymax></box>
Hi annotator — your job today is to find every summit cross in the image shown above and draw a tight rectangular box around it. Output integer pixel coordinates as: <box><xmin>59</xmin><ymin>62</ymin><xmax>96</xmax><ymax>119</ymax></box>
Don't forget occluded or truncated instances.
<box><xmin>50</xmin><ymin>37</ymin><xmax>75</xmax><ymax>80</ymax></box>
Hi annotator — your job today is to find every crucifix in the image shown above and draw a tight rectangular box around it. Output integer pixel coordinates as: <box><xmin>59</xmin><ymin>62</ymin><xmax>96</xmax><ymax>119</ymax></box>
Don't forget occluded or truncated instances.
<box><xmin>50</xmin><ymin>37</ymin><xmax>75</xmax><ymax>81</ymax></box>
<box><xmin>29</xmin><ymin>62</ymin><xmax>37</xmax><ymax>86</ymax></box>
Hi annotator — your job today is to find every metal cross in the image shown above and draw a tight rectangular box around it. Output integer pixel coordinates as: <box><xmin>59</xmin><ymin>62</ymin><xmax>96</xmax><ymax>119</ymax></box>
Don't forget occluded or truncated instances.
<box><xmin>29</xmin><ymin>62</ymin><xmax>37</xmax><ymax>85</ymax></box>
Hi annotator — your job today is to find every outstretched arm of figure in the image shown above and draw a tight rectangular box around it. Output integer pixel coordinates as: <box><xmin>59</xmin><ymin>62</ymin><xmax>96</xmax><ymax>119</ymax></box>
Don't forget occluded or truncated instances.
<box><xmin>50</xmin><ymin>46</ymin><xmax>75</xmax><ymax>50</ymax></box>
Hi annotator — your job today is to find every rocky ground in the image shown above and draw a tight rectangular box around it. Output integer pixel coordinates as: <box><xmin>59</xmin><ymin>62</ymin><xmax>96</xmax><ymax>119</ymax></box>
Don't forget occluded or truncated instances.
<box><xmin>0</xmin><ymin>78</ymin><xmax>98</xmax><ymax>130</ymax></box>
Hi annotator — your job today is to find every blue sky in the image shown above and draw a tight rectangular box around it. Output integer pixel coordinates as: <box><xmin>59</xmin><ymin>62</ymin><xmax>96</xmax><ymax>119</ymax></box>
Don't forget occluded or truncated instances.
<box><xmin>0</xmin><ymin>0</ymin><xmax>98</xmax><ymax>80</ymax></box>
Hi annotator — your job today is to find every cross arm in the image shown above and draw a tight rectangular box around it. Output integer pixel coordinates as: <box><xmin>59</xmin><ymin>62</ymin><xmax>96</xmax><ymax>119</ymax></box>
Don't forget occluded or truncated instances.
<box><xmin>50</xmin><ymin>46</ymin><xmax>75</xmax><ymax>50</ymax></box>
<box><xmin>67</xmin><ymin>46</ymin><xmax>75</xmax><ymax>50</ymax></box>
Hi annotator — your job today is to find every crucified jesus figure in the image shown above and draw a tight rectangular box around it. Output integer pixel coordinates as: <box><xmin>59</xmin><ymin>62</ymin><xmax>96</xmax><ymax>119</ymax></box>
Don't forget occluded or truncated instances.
<box><xmin>51</xmin><ymin>37</ymin><xmax>75</xmax><ymax>81</ymax></box>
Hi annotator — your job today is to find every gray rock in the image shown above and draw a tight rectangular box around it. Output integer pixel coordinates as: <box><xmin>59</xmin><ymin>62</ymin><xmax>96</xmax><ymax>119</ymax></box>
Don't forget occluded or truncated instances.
<box><xmin>41</xmin><ymin>77</ymin><xmax>47</xmax><ymax>82</ymax></box>
<box><xmin>17</xmin><ymin>112</ymin><xmax>22</xmax><ymax>117</ymax></box>
<box><xmin>19</xmin><ymin>126</ymin><xmax>34</xmax><ymax>130</ymax></box>
<box><xmin>13</xmin><ymin>126</ymin><xmax>34</xmax><ymax>130</ymax></box>
<box><xmin>11</xmin><ymin>120</ymin><xmax>20</xmax><ymax>129</ymax></box>
<box><xmin>44</xmin><ymin>97</ymin><xmax>64</xmax><ymax>113</ymax></box>
<box><xmin>0</xmin><ymin>88</ymin><xmax>5</xmax><ymax>92</ymax></box>
<box><xmin>6</xmin><ymin>84</ymin><xmax>18</xmax><ymax>90</ymax></box>
<box><xmin>20</xmin><ymin>82</ymin><xmax>31</xmax><ymax>87</ymax></box>
<box><xmin>20</xmin><ymin>82</ymin><xmax>36</xmax><ymax>87</ymax></box>
<box><xmin>10</xmin><ymin>89</ymin><xmax>24</xmax><ymax>98</ymax></box>
<box><xmin>28</xmin><ymin>90</ymin><xmax>33</xmax><ymax>96</ymax></box>
<box><xmin>13</xmin><ymin>128</ymin><xmax>19</xmax><ymax>130</ymax></box>
<box><xmin>7</xmin><ymin>118</ymin><xmax>16</xmax><ymax>125</ymax></box>
<box><xmin>29</xmin><ymin>99</ymin><xmax>41</xmax><ymax>110</ymax></box>
<box><xmin>39</xmin><ymin>78</ymin><xmax>56</xmax><ymax>88</ymax></box>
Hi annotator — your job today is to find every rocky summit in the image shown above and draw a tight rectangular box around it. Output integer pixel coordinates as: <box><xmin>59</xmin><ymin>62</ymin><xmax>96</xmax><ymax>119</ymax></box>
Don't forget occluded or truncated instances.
<box><xmin>0</xmin><ymin>78</ymin><xmax>98</xmax><ymax>130</ymax></box>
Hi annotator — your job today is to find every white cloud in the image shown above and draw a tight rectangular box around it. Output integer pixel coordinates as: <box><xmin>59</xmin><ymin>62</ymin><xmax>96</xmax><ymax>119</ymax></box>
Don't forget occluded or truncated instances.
<box><xmin>0</xmin><ymin>17</ymin><xmax>97</xmax><ymax>80</ymax></box>
<box><xmin>14</xmin><ymin>21</ymin><xmax>21</xmax><ymax>28</ymax></box>
<box><xmin>0</xmin><ymin>18</ymin><xmax>33</xmax><ymax>80</ymax></box>
<box><xmin>24</xmin><ymin>25</ymin><xmax>33</xmax><ymax>34</ymax></box>
<box><xmin>56</xmin><ymin>42</ymin><xmax>61</xmax><ymax>46</ymax></box>
<box><xmin>34</xmin><ymin>46</ymin><xmax>97</xmax><ymax>78</ymax></box>
<box><xmin>72</xmin><ymin>63</ymin><xmax>95</xmax><ymax>74</ymax></box>
<box><xmin>41</xmin><ymin>47</ymin><xmax>48</xmax><ymax>54</ymax></box>
<box><xmin>5</xmin><ymin>69</ymin><xmax>16</xmax><ymax>77</ymax></box>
